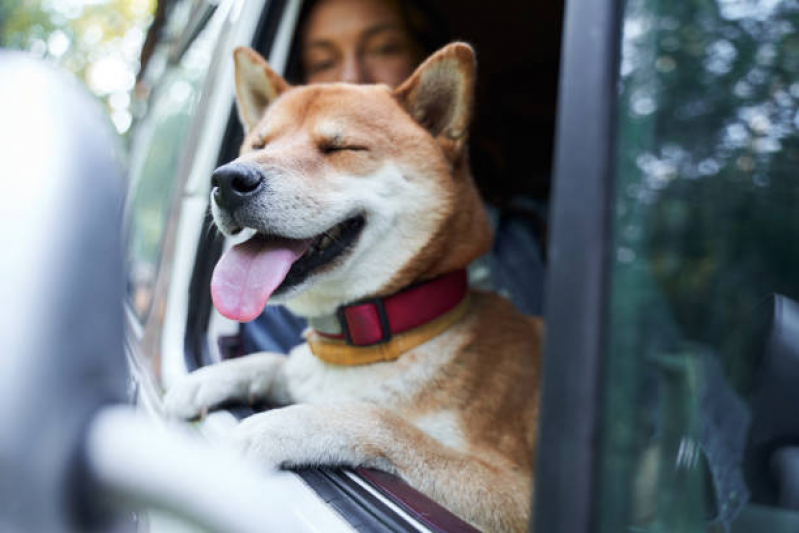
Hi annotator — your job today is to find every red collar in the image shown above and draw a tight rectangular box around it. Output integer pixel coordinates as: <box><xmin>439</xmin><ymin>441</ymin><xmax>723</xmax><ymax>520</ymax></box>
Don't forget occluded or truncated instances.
<box><xmin>314</xmin><ymin>269</ymin><xmax>469</xmax><ymax>347</ymax></box>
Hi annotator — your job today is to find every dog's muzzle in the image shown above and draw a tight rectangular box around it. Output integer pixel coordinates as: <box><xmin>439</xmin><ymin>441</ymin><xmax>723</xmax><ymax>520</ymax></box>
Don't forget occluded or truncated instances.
<box><xmin>211</xmin><ymin>162</ymin><xmax>265</xmax><ymax>211</ymax></box>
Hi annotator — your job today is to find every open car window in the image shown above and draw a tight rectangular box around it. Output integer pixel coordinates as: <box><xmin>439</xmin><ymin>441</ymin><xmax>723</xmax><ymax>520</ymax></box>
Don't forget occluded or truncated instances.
<box><xmin>179</xmin><ymin>1</ymin><xmax>556</xmax><ymax>531</ymax></box>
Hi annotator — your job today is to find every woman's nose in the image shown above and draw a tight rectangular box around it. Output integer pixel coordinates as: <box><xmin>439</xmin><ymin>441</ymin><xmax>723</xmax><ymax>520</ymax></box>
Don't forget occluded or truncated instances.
<box><xmin>341</xmin><ymin>53</ymin><xmax>366</xmax><ymax>84</ymax></box>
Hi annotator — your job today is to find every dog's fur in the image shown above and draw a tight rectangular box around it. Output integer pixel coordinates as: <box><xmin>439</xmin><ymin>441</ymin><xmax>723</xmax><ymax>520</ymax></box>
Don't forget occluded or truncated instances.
<box><xmin>164</xmin><ymin>43</ymin><xmax>542</xmax><ymax>531</ymax></box>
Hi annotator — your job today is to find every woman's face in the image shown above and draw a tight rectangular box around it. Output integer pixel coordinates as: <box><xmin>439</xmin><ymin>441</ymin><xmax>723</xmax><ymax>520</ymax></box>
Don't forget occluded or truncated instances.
<box><xmin>302</xmin><ymin>0</ymin><xmax>421</xmax><ymax>87</ymax></box>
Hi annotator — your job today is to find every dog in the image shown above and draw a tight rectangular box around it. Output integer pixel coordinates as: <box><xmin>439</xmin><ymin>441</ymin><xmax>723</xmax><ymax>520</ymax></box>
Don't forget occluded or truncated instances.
<box><xmin>164</xmin><ymin>42</ymin><xmax>543</xmax><ymax>532</ymax></box>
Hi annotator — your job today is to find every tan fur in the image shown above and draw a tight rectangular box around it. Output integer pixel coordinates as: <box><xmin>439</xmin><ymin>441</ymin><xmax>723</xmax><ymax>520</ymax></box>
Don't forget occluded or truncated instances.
<box><xmin>165</xmin><ymin>43</ymin><xmax>541</xmax><ymax>532</ymax></box>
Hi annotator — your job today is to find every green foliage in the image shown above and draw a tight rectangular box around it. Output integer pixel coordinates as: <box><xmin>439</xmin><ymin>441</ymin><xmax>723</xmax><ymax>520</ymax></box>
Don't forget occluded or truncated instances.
<box><xmin>617</xmin><ymin>0</ymin><xmax>799</xmax><ymax>392</ymax></box>
<box><xmin>0</xmin><ymin>0</ymin><xmax>156</xmax><ymax>133</ymax></box>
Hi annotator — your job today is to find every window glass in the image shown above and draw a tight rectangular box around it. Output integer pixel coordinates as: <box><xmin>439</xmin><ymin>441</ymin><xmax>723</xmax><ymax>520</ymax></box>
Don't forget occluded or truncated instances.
<box><xmin>125</xmin><ymin>4</ymin><xmax>222</xmax><ymax>320</ymax></box>
<box><xmin>597</xmin><ymin>0</ymin><xmax>799</xmax><ymax>531</ymax></box>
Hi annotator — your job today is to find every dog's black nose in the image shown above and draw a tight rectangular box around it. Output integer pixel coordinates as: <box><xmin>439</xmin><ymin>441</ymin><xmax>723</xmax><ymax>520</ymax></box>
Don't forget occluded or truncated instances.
<box><xmin>211</xmin><ymin>162</ymin><xmax>265</xmax><ymax>210</ymax></box>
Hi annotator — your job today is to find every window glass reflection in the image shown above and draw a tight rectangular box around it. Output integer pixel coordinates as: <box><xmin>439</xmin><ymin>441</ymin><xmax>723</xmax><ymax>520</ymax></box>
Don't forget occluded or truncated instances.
<box><xmin>598</xmin><ymin>0</ymin><xmax>799</xmax><ymax>530</ymax></box>
<box><xmin>126</xmin><ymin>7</ymin><xmax>223</xmax><ymax>321</ymax></box>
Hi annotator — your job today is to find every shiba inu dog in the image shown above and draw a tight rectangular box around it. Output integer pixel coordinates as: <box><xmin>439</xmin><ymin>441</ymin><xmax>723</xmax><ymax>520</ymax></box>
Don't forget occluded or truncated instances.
<box><xmin>164</xmin><ymin>42</ymin><xmax>543</xmax><ymax>532</ymax></box>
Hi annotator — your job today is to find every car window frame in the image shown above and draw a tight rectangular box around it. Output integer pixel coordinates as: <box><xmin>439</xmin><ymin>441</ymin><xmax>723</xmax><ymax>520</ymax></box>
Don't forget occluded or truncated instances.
<box><xmin>532</xmin><ymin>0</ymin><xmax>623</xmax><ymax>531</ymax></box>
<box><xmin>183</xmin><ymin>0</ymin><xmax>294</xmax><ymax>371</ymax></box>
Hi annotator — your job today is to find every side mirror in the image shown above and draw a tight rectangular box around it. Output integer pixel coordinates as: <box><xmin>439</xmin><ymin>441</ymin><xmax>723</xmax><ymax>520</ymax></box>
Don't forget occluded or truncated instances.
<box><xmin>0</xmin><ymin>52</ymin><xmax>128</xmax><ymax>531</ymax></box>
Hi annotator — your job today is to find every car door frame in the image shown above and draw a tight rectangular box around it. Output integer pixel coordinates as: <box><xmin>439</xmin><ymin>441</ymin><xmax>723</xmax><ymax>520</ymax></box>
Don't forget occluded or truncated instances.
<box><xmin>532</xmin><ymin>0</ymin><xmax>623</xmax><ymax>531</ymax></box>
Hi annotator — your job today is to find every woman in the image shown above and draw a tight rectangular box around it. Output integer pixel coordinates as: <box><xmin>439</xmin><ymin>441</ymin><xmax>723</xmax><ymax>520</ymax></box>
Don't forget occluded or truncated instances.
<box><xmin>293</xmin><ymin>0</ymin><xmax>444</xmax><ymax>87</ymax></box>
<box><xmin>242</xmin><ymin>0</ymin><xmax>545</xmax><ymax>354</ymax></box>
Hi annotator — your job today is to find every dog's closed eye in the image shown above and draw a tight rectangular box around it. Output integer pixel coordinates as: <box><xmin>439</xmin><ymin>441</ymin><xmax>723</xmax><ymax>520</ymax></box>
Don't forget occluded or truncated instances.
<box><xmin>320</xmin><ymin>143</ymin><xmax>368</xmax><ymax>154</ymax></box>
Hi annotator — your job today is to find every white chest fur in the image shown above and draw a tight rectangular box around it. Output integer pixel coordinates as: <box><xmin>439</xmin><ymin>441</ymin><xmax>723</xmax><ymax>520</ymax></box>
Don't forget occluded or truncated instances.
<box><xmin>282</xmin><ymin>325</ymin><xmax>472</xmax><ymax>451</ymax></box>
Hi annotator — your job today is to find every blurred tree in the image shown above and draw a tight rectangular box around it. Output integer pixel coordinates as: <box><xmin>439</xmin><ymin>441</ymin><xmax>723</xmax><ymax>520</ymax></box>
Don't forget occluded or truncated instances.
<box><xmin>619</xmin><ymin>0</ymin><xmax>799</xmax><ymax>393</ymax></box>
<box><xmin>0</xmin><ymin>0</ymin><xmax>156</xmax><ymax>134</ymax></box>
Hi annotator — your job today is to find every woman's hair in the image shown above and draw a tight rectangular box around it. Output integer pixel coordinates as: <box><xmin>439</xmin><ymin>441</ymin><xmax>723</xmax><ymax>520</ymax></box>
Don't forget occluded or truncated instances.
<box><xmin>394</xmin><ymin>0</ymin><xmax>451</xmax><ymax>59</ymax></box>
<box><xmin>284</xmin><ymin>0</ymin><xmax>451</xmax><ymax>84</ymax></box>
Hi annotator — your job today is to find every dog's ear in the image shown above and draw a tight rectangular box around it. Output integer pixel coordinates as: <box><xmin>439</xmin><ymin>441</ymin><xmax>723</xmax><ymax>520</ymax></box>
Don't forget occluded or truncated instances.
<box><xmin>233</xmin><ymin>47</ymin><xmax>291</xmax><ymax>132</ymax></box>
<box><xmin>394</xmin><ymin>42</ymin><xmax>475</xmax><ymax>153</ymax></box>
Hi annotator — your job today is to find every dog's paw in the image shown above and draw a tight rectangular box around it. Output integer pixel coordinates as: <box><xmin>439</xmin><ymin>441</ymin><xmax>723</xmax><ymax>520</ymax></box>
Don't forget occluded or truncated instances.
<box><xmin>163</xmin><ymin>354</ymin><xmax>283</xmax><ymax>420</ymax></box>
<box><xmin>230</xmin><ymin>404</ymin><xmax>394</xmax><ymax>472</ymax></box>
<box><xmin>162</xmin><ymin>365</ymin><xmax>244</xmax><ymax>420</ymax></box>
<box><xmin>230</xmin><ymin>406</ymin><xmax>324</xmax><ymax>468</ymax></box>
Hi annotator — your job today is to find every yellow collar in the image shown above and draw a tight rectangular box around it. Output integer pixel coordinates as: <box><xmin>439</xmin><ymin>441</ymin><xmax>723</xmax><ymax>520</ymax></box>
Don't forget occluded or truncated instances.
<box><xmin>306</xmin><ymin>295</ymin><xmax>470</xmax><ymax>365</ymax></box>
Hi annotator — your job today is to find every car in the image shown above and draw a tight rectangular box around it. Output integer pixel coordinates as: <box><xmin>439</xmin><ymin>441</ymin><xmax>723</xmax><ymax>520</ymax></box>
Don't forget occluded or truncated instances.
<box><xmin>2</xmin><ymin>0</ymin><xmax>798</xmax><ymax>531</ymax></box>
<box><xmin>124</xmin><ymin>0</ymin><xmax>799</xmax><ymax>530</ymax></box>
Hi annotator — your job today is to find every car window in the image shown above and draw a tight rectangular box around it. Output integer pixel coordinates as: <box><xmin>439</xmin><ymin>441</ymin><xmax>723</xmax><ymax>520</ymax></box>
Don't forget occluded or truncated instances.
<box><xmin>125</xmin><ymin>2</ymin><xmax>223</xmax><ymax>321</ymax></box>
<box><xmin>596</xmin><ymin>0</ymin><xmax>799</xmax><ymax>530</ymax></box>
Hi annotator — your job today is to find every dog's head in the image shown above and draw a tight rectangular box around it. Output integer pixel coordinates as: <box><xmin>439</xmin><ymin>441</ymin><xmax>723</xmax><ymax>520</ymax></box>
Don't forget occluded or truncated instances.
<box><xmin>210</xmin><ymin>43</ymin><xmax>492</xmax><ymax>320</ymax></box>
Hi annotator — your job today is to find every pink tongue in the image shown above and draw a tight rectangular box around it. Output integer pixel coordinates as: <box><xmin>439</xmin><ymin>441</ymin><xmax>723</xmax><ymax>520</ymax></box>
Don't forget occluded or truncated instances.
<box><xmin>211</xmin><ymin>237</ymin><xmax>311</xmax><ymax>322</ymax></box>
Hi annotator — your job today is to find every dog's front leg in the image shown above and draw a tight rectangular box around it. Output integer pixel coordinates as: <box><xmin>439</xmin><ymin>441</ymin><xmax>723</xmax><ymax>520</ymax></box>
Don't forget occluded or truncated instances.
<box><xmin>163</xmin><ymin>353</ymin><xmax>291</xmax><ymax>420</ymax></box>
<box><xmin>232</xmin><ymin>403</ymin><xmax>531</xmax><ymax>532</ymax></box>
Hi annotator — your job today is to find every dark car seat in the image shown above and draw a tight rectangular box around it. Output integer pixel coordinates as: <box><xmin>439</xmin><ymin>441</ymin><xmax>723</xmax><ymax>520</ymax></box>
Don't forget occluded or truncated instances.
<box><xmin>745</xmin><ymin>294</ymin><xmax>799</xmax><ymax>508</ymax></box>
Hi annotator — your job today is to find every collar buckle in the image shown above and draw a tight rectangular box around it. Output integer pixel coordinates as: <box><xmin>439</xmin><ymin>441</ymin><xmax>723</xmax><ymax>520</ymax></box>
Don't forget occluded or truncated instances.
<box><xmin>336</xmin><ymin>297</ymin><xmax>392</xmax><ymax>346</ymax></box>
